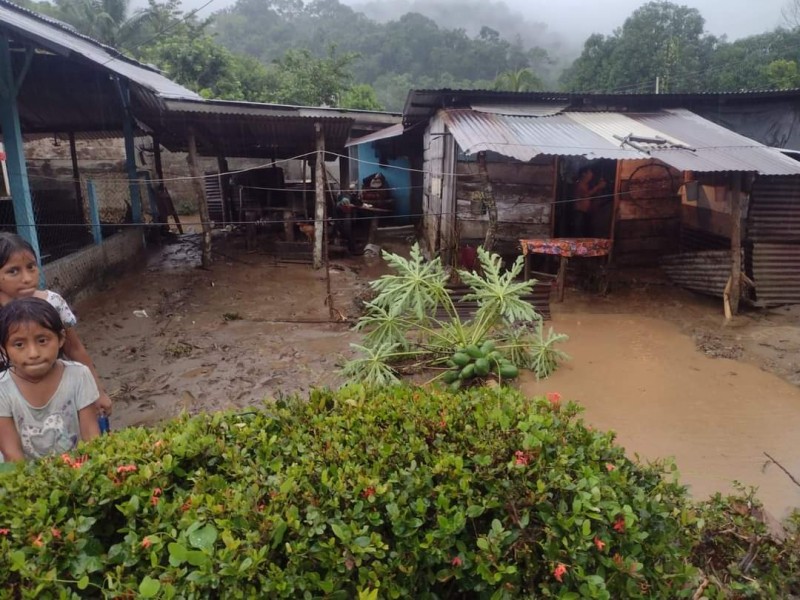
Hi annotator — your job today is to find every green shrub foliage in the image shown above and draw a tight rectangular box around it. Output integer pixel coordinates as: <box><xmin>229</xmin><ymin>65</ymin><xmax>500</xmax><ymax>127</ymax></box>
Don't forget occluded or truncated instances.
<box><xmin>0</xmin><ymin>386</ymin><xmax>795</xmax><ymax>598</ymax></box>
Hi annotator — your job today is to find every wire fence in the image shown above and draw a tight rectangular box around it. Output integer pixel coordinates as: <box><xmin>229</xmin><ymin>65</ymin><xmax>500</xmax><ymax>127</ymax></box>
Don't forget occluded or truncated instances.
<box><xmin>15</xmin><ymin>167</ymin><xmax>154</xmax><ymax>264</ymax></box>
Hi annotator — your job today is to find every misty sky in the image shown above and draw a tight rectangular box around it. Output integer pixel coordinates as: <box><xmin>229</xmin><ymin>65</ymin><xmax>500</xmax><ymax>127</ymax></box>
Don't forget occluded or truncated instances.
<box><xmin>169</xmin><ymin>0</ymin><xmax>788</xmax><ymax>41</ymax></box>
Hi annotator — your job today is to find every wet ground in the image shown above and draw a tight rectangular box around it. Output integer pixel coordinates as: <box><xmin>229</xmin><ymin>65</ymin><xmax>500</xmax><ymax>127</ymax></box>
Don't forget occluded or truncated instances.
<box><xmin>74</xmin><ymin>233</ymin><xmax>800</xmax><ymax>519</ymax></box>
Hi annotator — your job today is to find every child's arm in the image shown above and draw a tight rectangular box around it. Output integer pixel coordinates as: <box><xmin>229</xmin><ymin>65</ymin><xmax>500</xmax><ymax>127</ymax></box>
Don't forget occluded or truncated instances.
<box><xmin>78</xmin><ymin>403</ymin><xmax>100</xmax><ymax>442</ymax></box>
<box><xmin>63</xmin><ymin>328</ymin><xmax>112</xmax><ymax>415</ymax></box>
<box><xmin>0</xmin><ymin>416</ymin><xmax>24</xmax><ymax>461</ymax></box>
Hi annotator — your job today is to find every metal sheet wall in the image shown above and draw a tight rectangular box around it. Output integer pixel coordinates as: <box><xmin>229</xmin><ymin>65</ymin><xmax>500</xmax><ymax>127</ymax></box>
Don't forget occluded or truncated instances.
<box><xmin>748</xmin><ymin>176</ymin><xmax>800</xmax><ymax>306</ymax></box>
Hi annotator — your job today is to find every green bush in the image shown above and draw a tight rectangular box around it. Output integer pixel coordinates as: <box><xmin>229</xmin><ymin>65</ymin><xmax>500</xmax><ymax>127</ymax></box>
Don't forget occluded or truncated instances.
<box><xmin>0</xmin><ymin>386</ymin><xmax>796</xmax><ymax>598</ymax></box>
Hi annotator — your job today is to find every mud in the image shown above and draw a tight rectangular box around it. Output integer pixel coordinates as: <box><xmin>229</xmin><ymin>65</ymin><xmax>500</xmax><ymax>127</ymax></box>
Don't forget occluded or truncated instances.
<box><xmin>73</xmin><ymin>235</ymin><xmax>800</xmax><ymax>518</ymax></box>
<box><xmin>520</xmin><ymin>314</ymin><xmax>800</xmax><ymax>520</ymax></box>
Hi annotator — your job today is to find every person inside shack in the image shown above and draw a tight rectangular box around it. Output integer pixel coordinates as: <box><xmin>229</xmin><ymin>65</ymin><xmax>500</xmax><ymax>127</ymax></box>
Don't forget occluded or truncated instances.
<box><xmin>571</xmin><ymin>167</ymin><xmax>607</xmax><ymax>237</ymax></box>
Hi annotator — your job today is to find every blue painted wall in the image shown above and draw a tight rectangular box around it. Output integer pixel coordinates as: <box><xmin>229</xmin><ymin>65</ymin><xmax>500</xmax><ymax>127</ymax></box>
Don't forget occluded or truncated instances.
<box><xmin>356</xmin><ymin>142</ymin><xmax>411</xmax><ymax>226</ymax></box>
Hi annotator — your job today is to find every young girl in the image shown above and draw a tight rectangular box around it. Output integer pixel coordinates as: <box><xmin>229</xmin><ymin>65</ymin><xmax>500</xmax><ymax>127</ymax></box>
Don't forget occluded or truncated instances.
<box><xmin>0</xmin><ymin>297</ymin><xmax>100</xmax><ymax>460</ymax></box>
<box><xmin>0</xmin><ymin>233</ymin><xmax>111</xmax><ymax>415</ymax></box>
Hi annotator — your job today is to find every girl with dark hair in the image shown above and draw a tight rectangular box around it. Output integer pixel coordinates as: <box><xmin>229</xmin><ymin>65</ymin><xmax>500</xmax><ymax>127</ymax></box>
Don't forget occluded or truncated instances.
<box><xmin>0</xmin><ymin>232</ymin><xmax>111</xmax><ymax>415</ymax></box>
<box><xmin>0</xmin><ymin>297</ymin><xmax>100</xmax><ymax>461</ymax></box>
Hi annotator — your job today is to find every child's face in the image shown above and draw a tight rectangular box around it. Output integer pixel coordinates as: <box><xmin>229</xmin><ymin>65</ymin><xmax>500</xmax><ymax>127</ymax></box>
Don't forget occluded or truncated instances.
<box><xmin>4</xmin><ymin>320</ymin><xmax>64</xmax><ymax>381</ymax></box>
<box><xmin>0</xmin><ymin>251</ymin><xmax>39</xmax><ymax>300</ymax></box>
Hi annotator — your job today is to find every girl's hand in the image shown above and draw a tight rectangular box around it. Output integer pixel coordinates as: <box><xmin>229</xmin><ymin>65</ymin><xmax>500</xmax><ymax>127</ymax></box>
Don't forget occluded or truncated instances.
<box><xmin>96</xmin><ymin>392</ymin><xmax>112</xmax><ymax>415</ymax></box>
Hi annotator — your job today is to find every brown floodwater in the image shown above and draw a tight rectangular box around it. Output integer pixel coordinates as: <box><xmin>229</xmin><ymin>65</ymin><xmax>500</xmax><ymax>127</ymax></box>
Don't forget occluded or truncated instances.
<box><xmin>520</xmin><ymin>313</ymin><xmax>800</xmax><ymax>520</ymax></box>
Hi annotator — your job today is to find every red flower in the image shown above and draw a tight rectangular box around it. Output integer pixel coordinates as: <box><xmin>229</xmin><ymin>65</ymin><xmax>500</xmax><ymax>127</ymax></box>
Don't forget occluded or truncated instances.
<box><xmin>0</xmin><ymin>528</ymin><xmax>9</xmax><ymax>536</ymax></box>
<box><xmin>152</xmin><ymin>488</ymin><xmax>163</xmax><ymax>497</ymax></box>
<box><xmin>154</xmin><ymin>440</ymin><xmax>164</xmax><ymax>448</ymax></box>
<box><xmin>150</xmin><ymin>495</ymin><xmax>160</xmax><ymax>507</ymax></box>
<box><xmin>451</xmin><ymin>556</ymin><xmax>463</xmax><ymax>567</ymax></box>
<box><xmin>116</xmin><ymin>464</ymin><xmax>137</xmax><ymax>474</ymax></box>
<box><xmin>141</xmin><ymin>537</ymin><xmax>153</xmax><ymax>549</ymax></box>
<box><xmin>514</xmin><ymin>450</ymin><xmax>529</xmax><ymax>466</ymax></box>
<box><xmin>546</xmin><ymin>392</ymin><xmax>562</xmax><ymax>406</ymax></box>
<box><xmin>439</xmin><ymin>419</ymin><xmax>447</xmax><ymax>429</ymax></box>
<box><xmin>32</xmin><ymin>534</ymin><xmax>43</xmax><ymax>547</ymax></box>
<box><xmin>594</xmin><ymin>536</ymin><xmax>606</xmax><ymax>551</ymax></box>
<box><xmin>181</xmin><ymin>500</ymin><xmax>192</xmax><ymax>512</ymax></box>
<box><xmin>553</xmin><ymin>562</ymin><xmax>568</xmax><ymax>582</ymax></box>
<box><xmin>362</xmin><ymin>487</ymin><xmax>376</xmax><ymax>499</ymax></box>
<box><xmin>605</xmin><ymin>463</ymin><xmax>616</xmax><ymax>472</ymax></box>
<box><xmin>51</xmin><ymin>528</ymin><xmax>61</xmax><ymax>539</ymax></box>
<box><xmin>613</xmin><ymin>553</ymin><xmax>624</xmax><ymax>568</ymax></box>
<box><xmin>613</xmin><ymin>517</ymin><xmax>626</xmax><ymax>533</ymax></box>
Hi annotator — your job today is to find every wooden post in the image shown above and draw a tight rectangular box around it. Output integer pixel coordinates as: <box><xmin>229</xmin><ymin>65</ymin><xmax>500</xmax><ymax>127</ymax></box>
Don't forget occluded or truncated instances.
<box><xmin>477</xmin><ymin>151</ymin><xmax>497</xmax><ymax>252</ymax></box>
<box><xmin>117</xmin><ymin>79</ymin><xmax>142</xmax><ymax>223</ymax></box>
<box><xmin>556</xmin><ymin>256</ymin><xmax>568</xmax><ymax>302</ymax></box>
<box><xmin>0</xmin><ymin>36</ymin><xmax>40</xmax><ymax>258</ymax></box>
<box><xmin>607</xmin><ymin>160</ymin><xmax>623</xmax><ymax>265</ymax></box>
<box><xmin>68</xmin><ymin>132</ymin><xmax>84</xmax><ymax>222</ymax></box>
<box><xmin>217</xmin><ymin>154</ymin><xmax>230</xmax><ymax>225</ymax></box>
<box><xmin>86</xmin><ymin>179</ymin><xmax>102</xmax><ymax>245</ymax></box>
<box><xmin>313</xmin><ymin>123</ymin><xmax>325</xmax><ymax>270</ymax></box>
<box><xmin>729</xmin><ymin>172</ymin><xmax>743</xmax><ymax>316</ymax></box>
<box><xmin>187</xmin><ymin>128</ymin><xmax>212</xmax><ymax>268</ymax></box>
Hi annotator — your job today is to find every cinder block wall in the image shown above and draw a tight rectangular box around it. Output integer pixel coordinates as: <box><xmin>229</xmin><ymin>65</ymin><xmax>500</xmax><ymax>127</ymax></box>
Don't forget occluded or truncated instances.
<box><xmin>43</xmin><ymin>228</ymin><xmax>145</xmax><ymax>304</ymax></box>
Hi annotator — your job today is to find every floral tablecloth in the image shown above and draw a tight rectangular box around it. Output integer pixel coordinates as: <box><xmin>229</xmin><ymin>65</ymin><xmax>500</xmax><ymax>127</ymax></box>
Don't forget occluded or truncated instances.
<box><xmin>520</xmin><ymin>238</ymin><xmax>613</xmax><ymax>258</ymax></box>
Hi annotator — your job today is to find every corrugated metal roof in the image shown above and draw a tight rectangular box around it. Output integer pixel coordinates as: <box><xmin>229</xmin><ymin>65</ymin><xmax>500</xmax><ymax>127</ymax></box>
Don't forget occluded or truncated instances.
<box><xmin>0</xmin><ymin>0</ymin><xmax>198</xmax><ymax>99</ymax></box>
<box><xmin>441</xmin><ymin>109</ymin><xmax>639</xmax><ymax>162</ymax></box>
<box><xmin>345</xmin><ymin>123</ymin><xmax>404</xmax><ymax>147</ymax></box>
<box><xmin>470</xmin><ymin>103</ymin><xmax>567</xmax><ymax>117</ymax></box>
<box><xmin>441</xmin><ymin>107</ymin><xmax>800</xmax><ymax>175</ymax></box>
<box><xmin>630</xmin><ymin>109</ymin><xmax>800</xmax><ymax>175</ymax></box>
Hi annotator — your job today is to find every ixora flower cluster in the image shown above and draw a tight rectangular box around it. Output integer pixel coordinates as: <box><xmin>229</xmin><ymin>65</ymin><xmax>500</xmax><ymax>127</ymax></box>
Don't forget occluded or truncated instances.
<box><xmin>0</xmin><ymin>385</ymin><xmax>796</xmax><ymax>598</ymax></box>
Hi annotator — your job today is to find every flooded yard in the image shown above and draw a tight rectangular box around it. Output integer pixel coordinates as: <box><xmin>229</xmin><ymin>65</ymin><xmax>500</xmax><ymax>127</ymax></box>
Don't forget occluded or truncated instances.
<box><xmin>74</xmin><ymin>234</ymin><xmax>800</xmax><ymax>519</ymax></box>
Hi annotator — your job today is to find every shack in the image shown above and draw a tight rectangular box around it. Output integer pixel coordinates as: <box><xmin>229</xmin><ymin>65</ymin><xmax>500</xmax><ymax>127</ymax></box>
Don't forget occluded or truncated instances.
<box><xmin>387</xmin><ymin>89</ymin><xmax>800</xmax><ymax>313</ymax></box>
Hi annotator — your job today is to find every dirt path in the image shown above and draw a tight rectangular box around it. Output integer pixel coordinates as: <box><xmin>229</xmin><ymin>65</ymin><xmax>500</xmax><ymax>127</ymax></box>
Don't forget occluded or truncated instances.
<box><xmin>73</xmin><ymin>236</ymin><xmax>800</xmax><ymax>517</ymax></box>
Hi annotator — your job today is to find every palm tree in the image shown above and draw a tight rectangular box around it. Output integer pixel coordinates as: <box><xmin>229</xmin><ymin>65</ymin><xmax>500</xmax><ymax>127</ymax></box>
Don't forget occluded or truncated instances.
<box><xmin>52</xmin><ymin>0</ymin><xmax>165</xmax><ymax>51</ymax></box>
<box><xmin>493</xmin><ymin>68</ymin><xmax>543</xmax><ymax>93</ymax></box>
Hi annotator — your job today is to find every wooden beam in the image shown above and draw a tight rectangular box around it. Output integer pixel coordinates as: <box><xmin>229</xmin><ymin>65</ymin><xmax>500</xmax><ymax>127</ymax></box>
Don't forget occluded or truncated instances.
<box><xmin>313</xmin><ymin>122</ymin><xmax>325</xmax><ymax>269</ymax></box>
<box><xmin>729</xmin><ymin>172</ymin><xmax>743</xmax><ymax>316</ymax></box>
<box><xmin>187</xmin><ymin>128</ymin><xmax>212</xmax><ymax>268</ymax></box>
<box><xmin>68</xmin><ymin>132</ymin><xmax>84</xmax><ymax>222</ymax></box>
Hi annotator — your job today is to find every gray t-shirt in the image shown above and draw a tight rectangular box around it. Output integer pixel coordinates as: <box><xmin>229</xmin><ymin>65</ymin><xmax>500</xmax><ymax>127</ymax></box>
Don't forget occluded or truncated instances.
<box><xmin>0</xmin><ymin>361</ymin><xmax>98</xmax><ymax>460</ymax></box>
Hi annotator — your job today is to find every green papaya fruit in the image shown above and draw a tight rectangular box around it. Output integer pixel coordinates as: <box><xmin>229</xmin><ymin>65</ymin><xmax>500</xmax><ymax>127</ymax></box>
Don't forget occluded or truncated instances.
<box><xmin>499</xmin><ymin>363</ymin><xmax>519</xmax><ymax>379</ymax></box>
<box><xmin>480</xmin><ymin>340</ymin><xmax>495</xmax><ymax>354</ymax></box>
<box><xmin>474</xmin><ymin>357</ymin><xmax>490</xmax><ymax>377</ymax></box>
<box><xmin>442</xmin><ymin>370</ymin><xmax>459</xmax><ymax>384</ymax></box>
<box><xmin>459</xmin><ymin>363</ymin><xmax>476</xmax><ymax>379</ymax></box>
<box><xmin>451</xmin><ymin>352</ymin><xmax>471</xmax><ymax>367</ymax></box>
<box><xmin>465</xmin><ymin>345</ymin><xmax>484</xmax><ymax>359</ymax></box>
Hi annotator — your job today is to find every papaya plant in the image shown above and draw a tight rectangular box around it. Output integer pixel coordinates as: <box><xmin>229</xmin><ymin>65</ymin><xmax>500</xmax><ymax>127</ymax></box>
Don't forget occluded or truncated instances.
<box><xmin>342</xmin><ymin>243</ymin><xmax>568</xmax><ymax>386</ymax></box>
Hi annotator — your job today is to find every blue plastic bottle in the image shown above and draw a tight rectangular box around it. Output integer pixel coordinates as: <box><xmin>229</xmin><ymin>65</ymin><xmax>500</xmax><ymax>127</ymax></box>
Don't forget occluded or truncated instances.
<box><xmin>98</xmin><ymin>413</ymin><xmax>110</xmax><ymax>435</ymax></box>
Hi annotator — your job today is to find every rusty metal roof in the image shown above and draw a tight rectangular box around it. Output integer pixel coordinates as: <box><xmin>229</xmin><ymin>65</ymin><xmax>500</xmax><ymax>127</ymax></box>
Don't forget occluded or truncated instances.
<box><xmin>442</xmin><ymin>108</ymin><xmax>800</xmax><ymax>175</ymax></box>
<box><xmin>149</xmin><ymin>98</ymin><xmax>399</xmax><ymax>158</ymax></box>
<box><xmin>441</xmin><ymin>109</ymin><xmax>639</xmax><ymax>161</ymax></box>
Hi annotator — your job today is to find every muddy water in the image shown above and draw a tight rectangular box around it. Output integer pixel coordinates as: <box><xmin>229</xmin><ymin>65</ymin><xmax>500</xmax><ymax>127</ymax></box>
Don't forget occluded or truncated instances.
<box><xmin>521</xmin><ymin>314</ymin><xmax>800</xmax><ymax>519</ymax></box>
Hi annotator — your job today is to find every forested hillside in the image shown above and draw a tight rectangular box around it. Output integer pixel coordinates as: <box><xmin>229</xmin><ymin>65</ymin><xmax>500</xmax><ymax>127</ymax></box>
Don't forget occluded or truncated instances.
<box><xmin>13</xmin><ymin>0</ymin><xmax>800</xmax><ymax>110</ymax></box>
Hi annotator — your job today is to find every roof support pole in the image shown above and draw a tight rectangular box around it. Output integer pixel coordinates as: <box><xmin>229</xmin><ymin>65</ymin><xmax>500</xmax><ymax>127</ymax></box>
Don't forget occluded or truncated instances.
<box><xmin>0</xmin><ymin>35</ymin><xmax>39</xmax><ymax>259</ymax></box>
<box><xmin>187</xmin><ymin>127</ymin><xmax>212</xmax><ymax>268</ymax></box>
<box><xmin>115</xmin><ymin>78</ymin><xmax>142</xmax><ymax>224</ymax></box>
<box><xmin>729</xmin><ymin>172</ymin><xmax>743</xmax><ymax>316</ymax></box>
<box><xmin>313</xmin><ymin>122</ymin><xmax>325</xmax><ymax>269</ymax></box>
<box><xmin>68</xmin><ymin>132</ymin><xmax>84</xmax><ymax>222</ymax></box>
